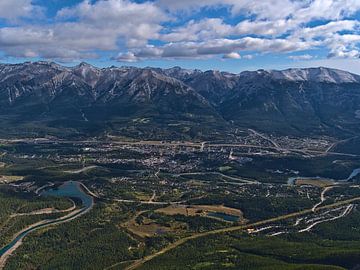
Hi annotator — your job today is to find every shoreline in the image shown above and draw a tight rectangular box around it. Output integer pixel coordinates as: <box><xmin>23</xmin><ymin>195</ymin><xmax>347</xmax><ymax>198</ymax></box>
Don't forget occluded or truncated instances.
<box><xmin>0</xmin><ymin>182</ymin><xmax>94</xmax><ymax>269</ymax></box>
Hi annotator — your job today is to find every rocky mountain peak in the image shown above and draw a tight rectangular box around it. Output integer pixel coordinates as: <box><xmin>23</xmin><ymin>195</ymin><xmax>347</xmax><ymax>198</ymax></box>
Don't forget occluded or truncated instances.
<box><xmin>72</xmin><ymin>62</ymin><xmax>101</xmax><ymax>88</ymax></box>
<box><xmin>267</xmin><ymin>67</ymin><xmax>360</xmax><ymax>84</ymax></box>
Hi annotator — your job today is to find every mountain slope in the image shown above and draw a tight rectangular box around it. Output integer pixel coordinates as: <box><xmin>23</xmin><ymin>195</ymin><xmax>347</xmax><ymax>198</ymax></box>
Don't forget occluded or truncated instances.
<box><xmin>219</xmin><ymin>69</ymin><xmax>360</xmax><ymax>136</ymax></box>
<box><xmin>0</xmin><ymin>62</ymin><xmax>226</xmax><ymax>139</ymax></box>
<box><xmin>0</xmin><ymin>62</ymin><xmax>359</xmax><ymax>139</ymax></box>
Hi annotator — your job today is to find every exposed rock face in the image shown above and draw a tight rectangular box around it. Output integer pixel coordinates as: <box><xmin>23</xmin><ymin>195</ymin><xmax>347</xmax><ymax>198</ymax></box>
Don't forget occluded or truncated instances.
<box><xmin>0</xmin><ymin>61</ymin><xmax>359</xmax><ymax>138</ymax></box>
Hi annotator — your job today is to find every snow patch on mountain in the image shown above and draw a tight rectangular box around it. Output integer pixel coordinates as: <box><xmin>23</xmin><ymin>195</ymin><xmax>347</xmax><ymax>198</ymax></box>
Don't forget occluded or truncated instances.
<box><xmin>268</xmin><ymin>67</ymin><xmax>360</xmax><ymax>83</ymax></box>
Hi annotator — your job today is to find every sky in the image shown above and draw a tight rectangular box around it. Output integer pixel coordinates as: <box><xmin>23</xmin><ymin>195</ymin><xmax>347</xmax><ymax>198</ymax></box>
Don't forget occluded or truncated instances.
<box><xmin>1</xmin><ymin>0</ymin><xmax>360</xmax><ymax>73</ymax></box>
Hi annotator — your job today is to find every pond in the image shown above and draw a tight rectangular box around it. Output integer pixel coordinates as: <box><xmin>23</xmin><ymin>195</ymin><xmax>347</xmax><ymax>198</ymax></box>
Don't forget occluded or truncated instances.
<box><xmin>41</xmin><ymin>181</ymin><xmax>93</xmax><ymax>208</ymax></box>
<box><xmin>207</xmin><ymin>212</ymin><xmax>240</xmax><ymax>222</ymax></box>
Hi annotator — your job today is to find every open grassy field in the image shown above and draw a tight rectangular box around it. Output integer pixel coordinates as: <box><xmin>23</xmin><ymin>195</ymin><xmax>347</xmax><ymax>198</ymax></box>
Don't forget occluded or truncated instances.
<box><xmin>295</xmin><ymin>178</ymin><xmax>335</xmax><ymax>187</ymax></box>
<box><xmin>156</xmin><ymin>205</ymin><xmax>243</xmax><ymax>220</ymax></box>
<box><xmin>0</xmin><ymin>175</ymin><xmax>24</xmax><ymax>184</ymax></box>
<box><xmin>121</xmin><ymin>211</ymin><xmax>183</xmax><ymax>238</ymax></box>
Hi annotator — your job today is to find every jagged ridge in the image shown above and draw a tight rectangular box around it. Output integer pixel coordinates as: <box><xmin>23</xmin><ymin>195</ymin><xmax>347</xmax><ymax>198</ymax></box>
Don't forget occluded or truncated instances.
<box><xmin>0</xmin><ymin>61</ymin><xmax>359</xmax><ymax>138</ymax></box>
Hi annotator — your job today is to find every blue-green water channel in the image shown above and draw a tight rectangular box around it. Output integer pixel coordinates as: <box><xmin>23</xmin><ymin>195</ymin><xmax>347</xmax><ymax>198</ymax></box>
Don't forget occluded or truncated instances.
<box><xmin>207</xmin><ymin>212</ymin><xmax>240</xmax><ymax>222</ymax></box>
<box><xmin>0</xmin><ymin>181</ymin><xmax>93</xmax><ymax>257</ymax></box>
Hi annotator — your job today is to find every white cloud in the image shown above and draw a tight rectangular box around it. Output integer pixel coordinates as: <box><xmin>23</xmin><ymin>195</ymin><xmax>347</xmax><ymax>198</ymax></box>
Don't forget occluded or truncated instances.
<box><xmin>157</xmin><ymin>0</ymin><xmax>300</xmax><ymax>20</ymax></box>
<box><xmin>242</xmin><ymin>54</ymin><xmax>253</xmax><ymax>59</ymax></box>
<box><xmin>234</xmin><ymin>19</ymin><xmax>291</xmax><ymax>36</ymax></box>
<box><xmin>223</xmin><ymin>52</ymin><xmax>241</xmax><ymax>59</ymax></box>
<box><xmin>162</xmin><ymin>18</ymin><xmax>232</xmax><ymax>42</ymax></box>
<box><xmin>293</xmin><ymin>20</ymin><xmax>359</xmax><ymax>40</ymax></box>
<box><xmin>157</xmin><ymin>0</ymin><xmax>360</xmax><ymax>23</ymax></box>
<box><xmin>57</xmin><ymin>0</ymin><xmax>167</xmax><ymax>45</ymax></box>
<box><xmin>0</xmin><ymin>0</ymin><xmax>167</xmax><ymax>60</ymax></box>
<box><xmin>0</xmin><ymin>0</ymin><xmax>360</xmax><ymax>63</ymax></box>
<box><xmin>0</xmin><ymin>0</ymin><xmax>42</xmax><ymax>21</ymax></box>
<box><xmin>288</xmin><ymin>54</ymin><xmax>313</xmax><ymax>61</ymax></box>
<box><xmin>113</xmin><ymin>52</ymin><xmax>139</xmax><ymax>62</ymax></box>
<box><xmin>116</xmin><ymin>37</ymin><xmax>312</xmax><ymax>61</ymax></box>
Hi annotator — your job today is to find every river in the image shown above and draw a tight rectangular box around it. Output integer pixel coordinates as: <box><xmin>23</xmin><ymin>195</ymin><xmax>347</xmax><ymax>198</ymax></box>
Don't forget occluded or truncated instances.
<box><xmin>0</xmin><ymin>181</ymin><xmax>93</xmax><ymax>261</ymax></box>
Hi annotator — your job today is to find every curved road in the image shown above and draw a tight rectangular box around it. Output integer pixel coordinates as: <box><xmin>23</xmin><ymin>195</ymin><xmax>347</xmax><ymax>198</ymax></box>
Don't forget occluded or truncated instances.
<box><xmin>124</xmin><ymin>196</ymin><xmax>360</xmax><ymax>270</ymax></box>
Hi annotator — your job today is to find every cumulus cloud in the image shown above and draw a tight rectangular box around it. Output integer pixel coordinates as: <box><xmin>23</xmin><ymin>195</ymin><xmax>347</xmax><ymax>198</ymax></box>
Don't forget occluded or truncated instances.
<box><xmin>157</xmin><ymin>0</ymin><xmax>360</xmax><ymax>23</ymax></box>
<box><xmin>57</xmin><ymin>0</ymin><xmax>167</xmax><ymax>46</ymax></box>
<box><xmin>0</xmin><ymin>0</ymin><xmax>360</xmax><ymax>63</ymax></box>
<box><xmin>162</xmin><ymin>18</ymin><xmax>232</xmax><ymax>42</ymax></box>
<box><xmin>0</xmin><ymin>0</ymin><xmax>42</xmax><ymax>21</ymax></box>
<box><xmin>113</xmin><ymin>52</ymin><xmax>139</xmax><ymax>62</ymax></box>
<box><xmin>223</xmin><ymin>52</ymin><xmax>241</xmax><ymax>59</ymax></box>
<box><xmin>133</xmin><ymin>0</ymin><xmax>360</xmax><ymax>62</ymax></box>
<box><xmin>157</xmin><ymin>0</ymin><xmax>300</xmax><ymax>20</ymax></box>
<box><xmin>116</xmin><ymin>37</ymin><xmax>312</xmax><ymax>61</ymax></box>
<box><xmin>0</xmin><ymin>0</ymin><xmax>167</xmax><ymax>60</ymax></box>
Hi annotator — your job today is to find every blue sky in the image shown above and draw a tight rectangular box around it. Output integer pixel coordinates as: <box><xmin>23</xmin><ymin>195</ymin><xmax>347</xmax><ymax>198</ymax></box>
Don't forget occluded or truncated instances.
<box><xmin>1</xmin><ymin>0</ymin><xmax>360</xmax><ymax>73</ymax></box>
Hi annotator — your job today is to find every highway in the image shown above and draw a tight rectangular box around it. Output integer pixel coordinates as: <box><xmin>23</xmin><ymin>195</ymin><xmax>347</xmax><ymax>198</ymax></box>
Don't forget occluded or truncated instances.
<box><xmin>124</xmin><ymin>196</ymin><xmax>360</xmax><ymax>270</ymax></box>
<box><xmin>0</xmin><ymin>138</ymin><xmax>357</xmax><ymax>157</ymax></box>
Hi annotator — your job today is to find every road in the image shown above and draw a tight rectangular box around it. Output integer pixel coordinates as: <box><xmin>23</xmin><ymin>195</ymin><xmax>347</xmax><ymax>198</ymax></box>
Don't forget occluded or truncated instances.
<box><xmin>311</xmin><ymin>186</ymin><xmax>334</xmax><ymax>212</ymax></box>
<box><xmin>326</xmin><ymin>136</ymin><xmax>358</xmax><ymax>153</ymax></box>
<box><xmin>35</xmin><ymin>183</ymin><xmax>54</xmax><ymax>195</ymax></box>
<box><xmin>64</xmin><ymin>165</ymin><xmax>98</xmax><ymax>174</ymax></box>
<box><xmin>148</xmin><ymin>190</ymin><xmax>156</xmax><ymax>203</ymax></box>
<box><xmin>248</xmin><ymin>129</ymin><xmax>281</xmax><ymax>148</ymax></box>
<box><xmin>113</xmin><ymin>198</ymin><xmax>182</xmax><ymax>205</ymax></box>
<box><xmin>10</xmin><ymin>200</ymin><xmax>76</xmax><ymax>217</ymax></box>
<box><xmin>124</xmin><ymin>196</ymin><xmax>360</xmax><ymax>270</ymax></box>
<box><xmin>299</xmin><ymin>204</ymin><xmax>354</xmax><ymax>233</ymax></box>
<box><xmin>104</xmin><ymin>140</ymin><xmax>359</xmax><ymax>157</ymax></box>
<box><xmin>0</xmin><ymin>138</ymin><xmax>357</xmax><ymax>157</ymax></box>
<box><xmin>176</xmin><ymin>172</ymin><xmax>259</xmax><ymax>184</ymax></box>
<box><xmin>80</xmin><ymin>182</ymin><xmax>100</xmax><ymax>199</ymax></box>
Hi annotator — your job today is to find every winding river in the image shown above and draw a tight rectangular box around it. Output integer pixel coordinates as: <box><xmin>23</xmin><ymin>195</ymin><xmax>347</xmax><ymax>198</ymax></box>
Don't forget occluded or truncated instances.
<box><xmin>0</xmin><ymin>181</ymin><xmax>93</xmax><ymax>267</ymax></box>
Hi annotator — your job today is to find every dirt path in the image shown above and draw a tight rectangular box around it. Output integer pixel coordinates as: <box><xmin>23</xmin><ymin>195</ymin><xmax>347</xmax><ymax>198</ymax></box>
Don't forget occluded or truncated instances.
<box><xmin>124</xmin><ymin>196</ymin><xmax>360</xmax><ymax>270</ymax></box>
<box><xmin>64</xmin><ymin>166</ymin><xmax>98</xmax><ymax>174</ymax></box>
<box><xmin>312</xmin><ymin>186</ymin><xmax>334</xmax><ymax>212</ymax></box>
<box><xmin>80</xmin><ymin>182</ymin><xmax>99</xmax><ymax>199</ymax></box>
<box><xmin>299</xmin><ymin>204</ymin><xmax>354</xmax><ymax>232</ymax></box>
<box><xmin>10</xmin><ymin>200</ymin><xmax>76</xmax><ymax>218</ymax></box>
<box><xmin>148</xmin><ymin>190</ymin><xmax>156</xmax><ymax>203</ymax></box>
<box><xmin>35</xmin><ymin>183</ymin><xmax>54</xmax><ymax>195</ymax></box>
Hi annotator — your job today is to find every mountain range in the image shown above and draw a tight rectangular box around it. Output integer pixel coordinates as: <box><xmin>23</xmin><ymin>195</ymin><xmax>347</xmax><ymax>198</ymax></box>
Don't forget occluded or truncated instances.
<box><xmin>0</xmin><ymin>61</ymin><xmax>360</xmax><ymax>139</ymax></box>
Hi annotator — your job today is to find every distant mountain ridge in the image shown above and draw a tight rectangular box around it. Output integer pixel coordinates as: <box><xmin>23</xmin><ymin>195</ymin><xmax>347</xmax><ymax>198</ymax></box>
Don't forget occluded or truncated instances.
<box><xmin>0</xmin><ymin>61</ymin><xmax>359</xmax><ymax>139</ymax></box>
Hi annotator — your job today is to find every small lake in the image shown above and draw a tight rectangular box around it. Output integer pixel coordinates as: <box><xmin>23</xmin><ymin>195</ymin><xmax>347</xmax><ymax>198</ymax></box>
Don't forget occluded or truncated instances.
<box><xmin>207</xmin><ymin>212</ymin><xmax>239</xmax><ymax>222</ymax></box>
<box><xmin>347</xmin><ymin>168</ymin><xmax>360</xmax><ymax>181</ymax></box>
<box><xmin>41</xmin><ymin>181</ymin><xmax>93</xmax><ymax>208</ymax></box>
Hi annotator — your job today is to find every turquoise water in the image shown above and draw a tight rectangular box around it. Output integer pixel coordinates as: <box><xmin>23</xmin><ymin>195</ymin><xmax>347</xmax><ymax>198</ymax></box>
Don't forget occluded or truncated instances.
<box><xmin>0</xmin><ymin>181</ymin><xmax>92</xmax><ymax>257</ymax></box>
<box><xmin>347</xmin><ymin>168</ymin><xmax>360</xmax><ymax>181</ymax></box>
<box><xmin>42</xmin><ymin>181</ymin><xmax>93</xmax><ymax>208</ymax></box>
<box><xmin>207</xmin><ymin>212</ymin><xmax>239</xmax><ymax>222</ymax></box>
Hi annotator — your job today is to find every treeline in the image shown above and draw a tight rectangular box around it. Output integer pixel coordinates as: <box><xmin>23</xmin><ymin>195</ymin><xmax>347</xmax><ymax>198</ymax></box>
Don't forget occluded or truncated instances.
<box><xmin>5</xmin><ymin>204</ymin><xmax>141</xmax><ymax>270</ymax></box>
